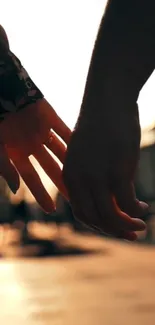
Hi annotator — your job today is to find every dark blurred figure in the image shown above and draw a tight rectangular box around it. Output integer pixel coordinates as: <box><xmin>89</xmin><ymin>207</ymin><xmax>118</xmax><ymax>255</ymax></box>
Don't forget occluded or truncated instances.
<box><xmin>10</xmin><ymin>200</ymin><xmax>31</xmax><ymax>244</ymax></box>
<box><xmin>0</xmin><ymin>178</ymin><xmax>13</xmax><ymax>249</ymax></box>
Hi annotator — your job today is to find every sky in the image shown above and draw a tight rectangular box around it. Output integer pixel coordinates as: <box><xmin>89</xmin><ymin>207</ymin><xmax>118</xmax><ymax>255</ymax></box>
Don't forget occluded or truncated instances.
<box><xmin>1</xmin><ymin>0</ymin><xmax>155</xmax><ymax>201</ymax></box>
<box><xmin>1</xmin><ymin>0</ymin><xmax>155</xmax><ymax>129</ymax></box>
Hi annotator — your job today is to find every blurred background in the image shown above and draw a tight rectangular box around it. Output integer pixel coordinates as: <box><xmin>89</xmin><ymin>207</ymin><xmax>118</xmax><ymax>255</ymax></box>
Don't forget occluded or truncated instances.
<box><xmin>0</xmin><ymin>1</ymin><xmax>155</xmax><ymax>324</ymax></box>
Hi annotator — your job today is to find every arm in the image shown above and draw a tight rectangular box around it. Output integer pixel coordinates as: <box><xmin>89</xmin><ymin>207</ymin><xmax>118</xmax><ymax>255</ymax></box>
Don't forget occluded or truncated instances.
<box><xmin>63</xmin><ymin>0</ymin><xmax>154</xmax><ymax>240</ymax></box>
<box><xmin>80</xmin><ymin>0</ymin><xmax>155</xmax><ymax>119</ymax></box>
<box><xmin>0</xmin><ymin>25</ymin><xmax>43</xmax><ymax>121</ymax></box>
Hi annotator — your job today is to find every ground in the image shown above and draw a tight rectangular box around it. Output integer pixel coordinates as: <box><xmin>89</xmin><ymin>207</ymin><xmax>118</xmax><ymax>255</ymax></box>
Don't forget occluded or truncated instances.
<box><xmin>0</xmin><ymin>233</ymin><xmax>155</xmax><ymax>325</ymax></box>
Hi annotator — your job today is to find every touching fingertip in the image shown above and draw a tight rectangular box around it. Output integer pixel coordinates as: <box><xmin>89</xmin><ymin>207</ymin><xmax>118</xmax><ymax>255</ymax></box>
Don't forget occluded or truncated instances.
<box><xmin>133</xmin><ymin>218</ymin><xmax>146</xmax><ymax>230</ymax></box>
<box><xmin>125</xmin><ymin>233</ymin><xmax>137</xmax><ymax>241</ymax></box>
<box><xmin>139</xmin><ymin>201</ymin><xmax>149</xmax><ymax>210</ymax></box>
<box><xmin>43</xmin><ymin>203</ymin><xmax>56</xmax><ymax>214</ymax></box>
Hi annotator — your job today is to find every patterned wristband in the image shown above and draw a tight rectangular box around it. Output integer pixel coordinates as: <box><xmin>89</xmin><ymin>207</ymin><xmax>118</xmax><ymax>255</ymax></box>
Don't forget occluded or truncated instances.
<box><xmin>0</xmin><ymin>50</ymin><xmax>43</xmax><ymax>121</ymax></box>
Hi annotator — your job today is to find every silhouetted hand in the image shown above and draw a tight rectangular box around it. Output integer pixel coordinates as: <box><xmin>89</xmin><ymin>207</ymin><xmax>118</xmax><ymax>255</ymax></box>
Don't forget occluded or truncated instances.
<box><xmin>63</xmin><ymin>105</ymin><xmax>147</xmax><ymax>240</ymax></box>
<box><xmin>0</xmin><ymin>99</ymin><xmax>71</xmax><ymax>212</ymax></box>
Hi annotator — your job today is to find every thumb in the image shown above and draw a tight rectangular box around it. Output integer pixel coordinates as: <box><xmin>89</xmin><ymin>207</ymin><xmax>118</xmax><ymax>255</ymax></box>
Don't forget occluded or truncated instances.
<box><xmin>114</xmin><ymin>181</ymin><xmax>149</xmax><ymax>218</ymax></box>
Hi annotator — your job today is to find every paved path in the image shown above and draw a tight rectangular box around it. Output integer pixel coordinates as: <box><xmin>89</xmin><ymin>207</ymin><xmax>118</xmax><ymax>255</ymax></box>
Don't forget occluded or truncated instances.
<box><xmin>0</xmin><ymin>236</ymin><xmax>155</xmax><ymax>325</ymax></box>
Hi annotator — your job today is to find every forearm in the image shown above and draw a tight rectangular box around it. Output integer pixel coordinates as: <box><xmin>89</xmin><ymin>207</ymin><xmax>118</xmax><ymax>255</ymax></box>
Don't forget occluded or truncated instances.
<box><xmin>0</xmin><ymin>25</ymin><xmax>43</xmax><ymax>121</ymax></box>
<box><xmin>80</xmin><ymin>0</ymin><xmax>155</xmax><ymax>116</ymax></box>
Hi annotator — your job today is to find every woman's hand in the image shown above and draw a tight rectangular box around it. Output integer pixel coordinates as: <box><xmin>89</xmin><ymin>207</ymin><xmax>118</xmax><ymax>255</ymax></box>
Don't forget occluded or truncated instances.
<box><xmin>0</xmin><ymin>98</ymin><xmax>71</xmax><ymax>212</ymax></box>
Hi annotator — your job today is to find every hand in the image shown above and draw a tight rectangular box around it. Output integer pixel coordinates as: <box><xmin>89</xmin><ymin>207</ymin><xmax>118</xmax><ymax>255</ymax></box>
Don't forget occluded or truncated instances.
<box><xmin>63</xmin><ymin>105</ymin><xmax>147</xmax><ymax>240</ymax></box>
<box><xmin>0</xmin><ymin>99</ymin><xmax>71</xmax><ymax>212</ymax></box>
<box><xmin>0</xmin><ymin>143</ymin><xmax>20</xmax><ymax>193</ymax></box>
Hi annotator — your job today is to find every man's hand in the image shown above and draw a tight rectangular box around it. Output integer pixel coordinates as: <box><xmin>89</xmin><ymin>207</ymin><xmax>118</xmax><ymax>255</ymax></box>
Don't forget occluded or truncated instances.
<box><xmin>0</xmin><ymin>99</ymin><xmax>71</xmax><ymax>212</ymax></box>
<box><xmin>63</xmin><ymin>106</ymin><xmax>147</xmax><ymax>240</ymax></box>
<box><xmin>62</xmin><ymin>0</ymin><xmax>154</xmax><ymax>241</ymax></box>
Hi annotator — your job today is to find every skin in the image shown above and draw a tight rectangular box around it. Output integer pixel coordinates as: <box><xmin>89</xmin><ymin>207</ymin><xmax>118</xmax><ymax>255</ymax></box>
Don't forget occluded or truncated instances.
<box><xmin>63</xmin><ymin>0</ymin><xmax>155</xmax><ymax>240</ymax></box>
<box><xmin>0</xmin><ymin>25</ymin><xmax>71</xmax><ymax>212</ymax></box>
<box><xmin>0</xmin><ymin>1</ymin><xmax>155</xmax><ymax>240</ymax></box>
<box><xmin>0</xmin><ymin>99</ymin><xmax>71</xmax><ymax>212</ymax></box>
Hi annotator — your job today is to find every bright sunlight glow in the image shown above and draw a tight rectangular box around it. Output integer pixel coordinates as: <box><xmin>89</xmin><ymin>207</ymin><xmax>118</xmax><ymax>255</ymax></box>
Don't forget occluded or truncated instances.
<box><xmin>1</xmin><ymin>0</ymin><xmax>155</xmax><ymax>201</ymax></box>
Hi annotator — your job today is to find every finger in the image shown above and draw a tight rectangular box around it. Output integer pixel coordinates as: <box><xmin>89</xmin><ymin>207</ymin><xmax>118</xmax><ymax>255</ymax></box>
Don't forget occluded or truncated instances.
<box><xmin>44</xmin><ymin>100</ymin><xmax>71</xmax><ymax>144</ymax></box>
<box><xmin>12</xmin><ymin>156</ymin><xmax>55</xmax><ymax>213</ymax></box>
<box><xmin>93</xmin><ymin>185</ymin><xmax>146</xmax><ymax>233</ymax></box>
<box><xmin>64</xmin><ymin>177</ymin><xmax>126</xmax><ymax>236</ymax></box>
<box><xmin>71</xmin><ymin>192</ymin><xmax>101</xmax><ymax>231</ymax></box>
<box><xmin>62</xmin><ymin>173</ymin><xmax>105</xmax><ymax>230</ymax></box>
<box><xmin>62</xmin><ymin>173</ymin><xmax>98</xmax><ymax>226</ymax></box>
<box><xmin>33</xmin><ymin>145</ymin><xmax>68</xmax><ymax>199</ymax></box>
<box><xmin>72</xmin><ymin>202</ymin><xmax>137</xmax><ymax>241</ymax></box>
<box><xmin>44</xmin><ymin>131</ymin><xmax>66</xmax><ymax>164</ymax></box>
<box><xmin>70</xmin><ymin>201</ymin><xmax>104</xmax><ymax>233</ymax></box>
<box><xmin>0</xmin><ymin>144</ymin><xmax>20</xmax><ymax>193</ymax></box>
<box><xmin>117</xmin><ymin>231</ymin><xmax>138</xmax><ymax>241</ymax></box>
<box><xmin>63</xmin><ymin>174</ymin><xmax>142</xmax><ymax>239</ymax></box>
<box><xmin>114</xmin><ymin>181</ymin><xmax>149</xmax><ymax>217</ymax></box>
<box><xmin>92</xmin><ymin>221</ymin><xmax>137</xmax><ymax>241</ymax></box>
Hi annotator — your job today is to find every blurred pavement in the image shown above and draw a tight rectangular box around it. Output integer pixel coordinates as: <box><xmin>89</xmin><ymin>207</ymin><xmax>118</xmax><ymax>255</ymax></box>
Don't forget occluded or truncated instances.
<box><xmin>0</xmin><ymin>235</ymin><xmax>155</xmax><ymax>325</ymax></box>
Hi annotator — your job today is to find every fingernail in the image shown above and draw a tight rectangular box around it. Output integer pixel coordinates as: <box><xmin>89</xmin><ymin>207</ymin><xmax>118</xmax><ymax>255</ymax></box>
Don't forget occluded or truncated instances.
<box><xmin>133</xmin><ymin>218</ymin><xmax>146</xmax><ymax>230</ymax></box>
<box><xmin>139</xmin><ymin>201</ymin><xmax>149</xmax><ymax>210</ymax></box>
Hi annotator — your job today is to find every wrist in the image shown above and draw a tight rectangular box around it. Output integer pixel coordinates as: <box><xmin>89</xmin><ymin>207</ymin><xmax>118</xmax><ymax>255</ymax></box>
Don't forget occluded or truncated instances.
<box><xmin>0</xmin><ymin>51</ymin><xmax>43</xmax><ymax>121</ymax></box>
<box><xmin>79</xmin><ymin>75</ymin><xmax>138</xmax><ymax>127</ymax></box>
